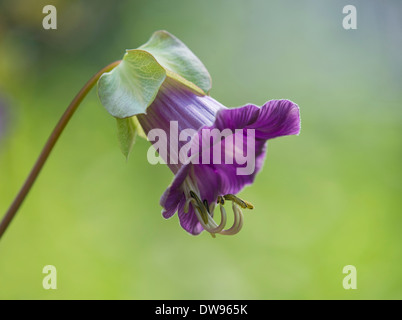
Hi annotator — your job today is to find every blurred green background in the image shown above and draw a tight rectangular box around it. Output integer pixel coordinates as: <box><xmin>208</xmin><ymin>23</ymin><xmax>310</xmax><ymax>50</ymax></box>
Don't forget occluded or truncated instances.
<box><xmin>0</xmin><ymin>0</ymin><xmax>401</xmax><ymax>299</ymax></box>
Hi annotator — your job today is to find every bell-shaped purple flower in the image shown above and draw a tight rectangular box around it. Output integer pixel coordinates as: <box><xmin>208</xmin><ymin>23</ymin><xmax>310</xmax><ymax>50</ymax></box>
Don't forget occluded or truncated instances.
<box><xmin>137</xmin><ymin>77</ymin><xmax>300</xmax><ymax>236</ymax></box>
<box><xmin>97</xmin><ymin>31</ymin><xmax>301</xmax><ymax>236</ymax></box>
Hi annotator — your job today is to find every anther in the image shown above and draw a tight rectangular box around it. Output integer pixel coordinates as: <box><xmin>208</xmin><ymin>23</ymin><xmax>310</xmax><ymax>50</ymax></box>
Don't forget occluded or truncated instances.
<box><xmin>190</xmin><ymin>191</ymin><xmax>209</xmax><ymax>224</ymax></box>
<box><xmin>203</xmin><ymin>199</ymin><xmax>211</xmax><ymax>215</ymax></box>
<box><xmin>223</xmin><ymin>194</ymin><xmax>254</xmax><ymax>210</ymax></box>
<box><xmin>217</xmin><ymin>196</ymin><xmax>225</xmax><ymax>205</ymax></box>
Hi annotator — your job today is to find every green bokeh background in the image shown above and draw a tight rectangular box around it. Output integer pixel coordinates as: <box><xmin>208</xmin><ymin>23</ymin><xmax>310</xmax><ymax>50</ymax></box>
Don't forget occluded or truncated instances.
<box><xmin>0</xmin><ymin>0</ymin><xmax>401</xmax><ymax>299</ymax></box>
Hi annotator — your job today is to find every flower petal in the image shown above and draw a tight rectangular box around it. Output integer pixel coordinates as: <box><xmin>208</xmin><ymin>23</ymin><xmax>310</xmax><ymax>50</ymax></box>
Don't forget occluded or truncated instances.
<box><xmin>193</xmin><ymin>99</ymin><xmax>300</xmax><ymax>195</ymax></box>
<box><xmin>160</xmin><ymin>165</ymin><xmax>189</xmax><ymax>219</ymax></box>
<box><xmin>177</xmin><ymin>200</ymin><xmax>204</xmax><ymax>235</ymax></box>
<box><xmin>206</xmin><ymin>141</ymin><xmax>267</xmax><ymax>195</ymax></box>
<box><xmin>215</xmin><ymin>99</ymin><xmax>301</xmax><ymax>140</ymax></box>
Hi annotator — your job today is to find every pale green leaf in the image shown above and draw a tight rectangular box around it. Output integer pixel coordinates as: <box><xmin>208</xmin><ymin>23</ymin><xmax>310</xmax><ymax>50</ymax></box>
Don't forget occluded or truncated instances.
<box><xmin>116</xmin><ymin>116</ymin><xmax>146</xmax><ymax>159</ymax></box>
<box><xmin>98</xmin><ymin>30</ymin><xmax>212</xmax><ymax>158</ymax></box>
<box><xmin>98</xmin><ymin>50</ymin><xmax>166</xmax><ymax>119</ymax></box>
<box><xmin>138</xmin><ymin>30</ymin><xmax>212</xmax><ymax>94</ymax></box>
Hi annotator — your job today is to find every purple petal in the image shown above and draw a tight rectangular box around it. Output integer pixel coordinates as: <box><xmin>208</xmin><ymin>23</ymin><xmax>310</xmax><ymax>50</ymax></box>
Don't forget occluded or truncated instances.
<box><xmin>137</xmin><ymin>77</ymin><xmax>225</xmax><ymax>173</ymax></box>
<box><xmin>215</xmin><ymin>99</ymin><xmax>300</xmax><ymax>140</ymax></box>
<box><xmin>192</xmin><ymin>164</ymin><xmax>221</xmax><ymax>207</ymax></box>
<box><xmin>194</xmin><ymin>99</ymin><xmax>299</xmax><ymax>195</ymax></box>
<box><xmin>160</xmin><ymin>165</ymin><xmax>189</xmax><ymax>219</ymax></box>
<box><xmin>161</xmin><ymin>164</ymin><xmax>219</xmax><ymax>234</ymax></box>
<box><xmin>177</xmin><ymin>199</ymin><xmax>204</xmax><ymax>235</ymax></box>
<box><xmin>205</xmin><ymin>141</ymin><xmax>268</xmax><ymax>196</ymax></box>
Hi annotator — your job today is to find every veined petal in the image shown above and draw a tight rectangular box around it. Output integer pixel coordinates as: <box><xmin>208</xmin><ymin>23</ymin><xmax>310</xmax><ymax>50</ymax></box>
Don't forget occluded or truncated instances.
<box><xmin>198</xmin><ymin>141</ymin><xmax>268</xmax><ymax>196</ymax></box>
<box><xmin>160</xmin><ymin>165</ymin><xmax>189</xmax><ymax>219</ymax></box>
<box><xmin>137</xmin><ymin>77</ymin><xmax>225</xmax><ymax>173</ymax></box>
<box><xmin>214</xmin><ymin>99</ymin><xmax>301</xmax><ymax>140</ymax></box>
<box><xmin>177</xmin><ymin>200</ymin><xmax>204</xmax><ymax>235</ymax></box>
<box><xmin>201</xmin><ymin>99</ymin><xmax>300</xmax><ymax>195</ymax></box>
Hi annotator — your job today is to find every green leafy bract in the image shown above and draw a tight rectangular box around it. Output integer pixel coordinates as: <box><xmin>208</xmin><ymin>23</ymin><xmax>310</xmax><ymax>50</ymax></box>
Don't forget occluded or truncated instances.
<box><xmin>116</xmin><ymin>116</ymin><xmax>146</xmax><ymax>159</ymax></box>
<box><xmin>97</xmin><ymin>30</ymin><xmax>212</xmax><ymax>158</ymax></box>
<box><xmin>139</xmin><ymin>30</ymin><xmax>211</xmax><ymax>94</ymax></box>
<box><xmin>98</xmin><ymin>50</ymin><xmax>166</xmax><ymax>119</ymax></box>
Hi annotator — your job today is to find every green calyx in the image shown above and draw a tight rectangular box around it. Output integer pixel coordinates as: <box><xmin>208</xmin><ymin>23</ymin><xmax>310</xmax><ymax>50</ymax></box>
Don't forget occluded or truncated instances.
<box><xmin>97</xmin><ymin>30</ymin><xmax>211</xmax><ymax>119</ymax></box>
<box><xmin>97</xmin><ymin>30</ymin><xmax>212</xmax><ymax>158</ymax></box>
<box><xmin>138</xmin><ymin>30</ymin><xmax>211</xmax><ymax>95</ymax></box>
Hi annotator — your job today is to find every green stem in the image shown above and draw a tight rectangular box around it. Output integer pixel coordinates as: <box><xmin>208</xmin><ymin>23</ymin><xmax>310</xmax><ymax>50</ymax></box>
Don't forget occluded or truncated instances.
<box><xmin>0</xmin><ymin>60</ymin><xmax>121</xmax><ymax>240</ymax></box>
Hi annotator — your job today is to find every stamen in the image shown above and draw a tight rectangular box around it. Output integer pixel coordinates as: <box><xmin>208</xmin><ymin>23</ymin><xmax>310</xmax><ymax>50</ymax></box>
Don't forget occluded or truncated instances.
<box><xmin>190</xmin><ymin>191</ymin><xmax>209</xmax><ymax>224</ymax></box>
<box><xmin>189</xmin><ymin>198</ymin><xmax>216</xmax><ymax>233</ymax></box>
<box><xmin>208</xmin><ymin>201</ymin><xmax>215</xmax><ymax>215</ymax></box>
<box><xmin>188</xmin><ymin>191</ymin><xmax>249</xmax><ymax>236</ymax></box>
<box><xmin>217</xmin><ymin>196</ymin><xmax>225</xmax><ymax>205</ymax></box>
<box><xmin>203</xmin><ymin>200</ymin><xmax>211</xmax><ymax>215</ymax></box>
<box><xmin>223</xmin><ymin>194</ymin><xmax>254</xmax><ymax>209</ymax></box>
<box><xmin>206</xmin><ymin>203</ymin><xmax>227</xmax><ymax>234</ymax></box>
<box><xmin>184</xmin><ymin>197</ymin><xmax>193</xmax><ymax>213</ymax></box>
<box><xmin>220</xmin><ymin>202</ymin><xmax>244</xmax><ymax>235</ymax></box>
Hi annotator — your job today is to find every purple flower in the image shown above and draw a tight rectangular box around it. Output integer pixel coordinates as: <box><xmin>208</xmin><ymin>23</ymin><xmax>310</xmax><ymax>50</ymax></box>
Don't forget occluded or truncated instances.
<box><xmin>137</xmin><ymin>77</ymin><xmax>301</xmax><ymax>236</ymax></box>
<box><xmin>96</xmin><ymin>30</ymin><xmax>301</xmax><ymax>236</ymax></box>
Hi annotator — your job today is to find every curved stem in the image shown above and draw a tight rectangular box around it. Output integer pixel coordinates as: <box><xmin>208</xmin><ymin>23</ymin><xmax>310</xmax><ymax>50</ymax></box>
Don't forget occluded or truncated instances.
<box><xmin>0</xmin><ymin>60</ymin><xmax>121</xmax><ymax>240</ymax></box>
